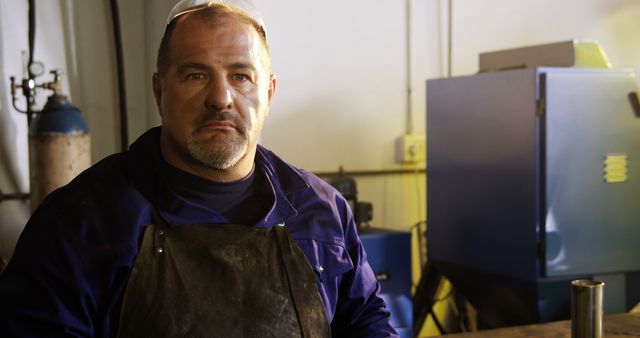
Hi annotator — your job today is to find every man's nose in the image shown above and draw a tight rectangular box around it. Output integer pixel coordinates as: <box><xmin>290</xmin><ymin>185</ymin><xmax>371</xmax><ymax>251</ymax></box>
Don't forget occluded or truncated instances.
<box><xmin>205</xmin><ymin>77</ymin><xmax>232</xmax><ymax>110</ymax></box>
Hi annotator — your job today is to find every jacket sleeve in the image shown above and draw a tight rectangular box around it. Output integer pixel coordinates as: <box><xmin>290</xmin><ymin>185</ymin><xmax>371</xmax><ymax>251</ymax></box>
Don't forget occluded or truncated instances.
<box><xmin>330</xmin><ymin>198</ymin><xmax>398</xmax><ymax>338</ymax></box>
<box><xmin>0</xmin><ymin>206</ymin><xmax>97</xmax><ymax>337</ymax></box>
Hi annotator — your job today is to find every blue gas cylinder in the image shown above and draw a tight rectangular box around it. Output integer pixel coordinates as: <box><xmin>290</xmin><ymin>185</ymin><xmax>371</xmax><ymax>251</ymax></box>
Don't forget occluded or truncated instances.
<box><xmin>28</xmin><ymin>94</ymin><xmax>91</xmax><ymax>210</ymax></box>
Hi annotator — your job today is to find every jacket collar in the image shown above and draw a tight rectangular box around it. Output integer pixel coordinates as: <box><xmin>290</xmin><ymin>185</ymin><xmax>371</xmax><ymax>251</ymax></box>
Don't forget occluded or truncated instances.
<box><xmin>127</xmin><ymin>127</ymin><xmax>305</xmax><ymax>228</ymax></box>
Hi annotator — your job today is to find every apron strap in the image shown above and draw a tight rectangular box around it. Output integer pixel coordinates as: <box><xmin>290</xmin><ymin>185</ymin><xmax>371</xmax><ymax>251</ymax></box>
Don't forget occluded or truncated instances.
<box><xmin>275</xmin><ymin>225</ymin><xmax>317</xmax><ymax>338</ymax></box>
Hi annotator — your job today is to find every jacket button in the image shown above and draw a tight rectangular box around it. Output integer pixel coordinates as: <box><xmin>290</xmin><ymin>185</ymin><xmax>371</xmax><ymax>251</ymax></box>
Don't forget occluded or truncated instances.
<box><xmin>318</xmin><ymin>266</ymin><xmax>324</xmax><ymax>273</ymax></box>
<box><xmin>155</xmin><ymin>247</ymin><xmax>164</xmax><ymax>254</ymax></box>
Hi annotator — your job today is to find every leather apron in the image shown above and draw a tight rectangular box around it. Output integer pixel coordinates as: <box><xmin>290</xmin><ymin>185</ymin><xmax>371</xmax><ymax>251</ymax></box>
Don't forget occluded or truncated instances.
<box><xmin>116</xmin><ymin>218</ymin><xmax>331</xmax><ymax>338</ymax></box>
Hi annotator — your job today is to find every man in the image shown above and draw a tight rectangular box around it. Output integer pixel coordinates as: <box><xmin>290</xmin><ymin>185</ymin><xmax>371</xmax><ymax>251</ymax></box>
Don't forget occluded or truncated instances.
<box><xmin>0</xmin><ymin>0</ymin><xmax>396</xmax><ymax>337</ymax></box>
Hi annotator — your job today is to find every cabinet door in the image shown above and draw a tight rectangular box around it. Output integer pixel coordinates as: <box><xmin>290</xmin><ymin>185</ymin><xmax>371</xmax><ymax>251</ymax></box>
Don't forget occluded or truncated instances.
<box><xmin>543</xmin><ymin>69</ymin><xmax>640</xmax><ymax>277</ymax></box>
<box><xmin>427</xmin><ymin>69</ymin><xmax>539</xmax><ymax>281</ymax></box>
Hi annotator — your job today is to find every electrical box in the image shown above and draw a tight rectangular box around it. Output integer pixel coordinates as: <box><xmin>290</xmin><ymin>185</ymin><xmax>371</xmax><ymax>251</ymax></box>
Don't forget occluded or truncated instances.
<box><xmin>395</xmin><ymin>134</ymin><xmax>426</xmax><ymax>163</ymax></box>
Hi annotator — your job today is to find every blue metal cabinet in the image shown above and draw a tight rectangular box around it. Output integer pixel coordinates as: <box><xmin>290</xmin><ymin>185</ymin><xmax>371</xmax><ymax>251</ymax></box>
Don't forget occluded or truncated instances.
<box><xmin>426</xmin><ymin>68</ymin><xmax>640</xmax><ymax>328</ymax></box>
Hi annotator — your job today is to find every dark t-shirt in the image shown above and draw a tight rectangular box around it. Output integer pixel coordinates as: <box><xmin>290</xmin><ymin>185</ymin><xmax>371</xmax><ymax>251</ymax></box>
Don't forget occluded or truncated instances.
<box><xmin>160</xmin><ymin>159</ymin><xmax>272</xmax><ymax>225</ymax></box>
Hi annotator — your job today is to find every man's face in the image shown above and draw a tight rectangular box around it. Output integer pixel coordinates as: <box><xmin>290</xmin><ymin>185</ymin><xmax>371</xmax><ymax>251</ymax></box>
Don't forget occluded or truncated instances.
<box><xmin>153</xmin><ymin>15</ymin><xmax>275</xmax><ymax>180</ymax></box>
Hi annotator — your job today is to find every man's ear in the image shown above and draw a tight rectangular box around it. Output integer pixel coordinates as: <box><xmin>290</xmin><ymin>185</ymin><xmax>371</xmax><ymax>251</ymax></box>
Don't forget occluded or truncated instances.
<box><xmin>267</xmin><ymin>74</ymin><xmax>277</xmax><ymax>105</ymax></box>
<box><xmin>152</xmin><ymin>73</ymin><xmax>162</xmax><ymax>116</ymax></box>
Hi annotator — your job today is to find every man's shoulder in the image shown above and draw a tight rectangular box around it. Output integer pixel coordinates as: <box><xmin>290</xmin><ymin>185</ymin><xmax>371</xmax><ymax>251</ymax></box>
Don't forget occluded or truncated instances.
<box><xmin>25</xmin><ymin>149</ymin><xmax>152</xmax><ymax>252</ymax></box>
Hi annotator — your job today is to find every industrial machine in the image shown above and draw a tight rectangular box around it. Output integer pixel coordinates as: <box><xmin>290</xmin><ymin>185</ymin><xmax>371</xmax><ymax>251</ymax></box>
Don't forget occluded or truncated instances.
<box><xmin>423</xmin><ymin>41</ymin><xmax>640</xmax><ymax>329</ymax></box>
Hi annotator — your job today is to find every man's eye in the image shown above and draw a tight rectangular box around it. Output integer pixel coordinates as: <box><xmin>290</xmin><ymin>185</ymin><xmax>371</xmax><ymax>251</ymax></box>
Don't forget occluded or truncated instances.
<box><xmin>187</xmin><ymin>73</ymin><xmax>207</xmax><ymax>80</ymax></box>
<box><xmin>232</xmin><ymin>74</ymin><xmax>249</xmax><ymax>82</ymax></box>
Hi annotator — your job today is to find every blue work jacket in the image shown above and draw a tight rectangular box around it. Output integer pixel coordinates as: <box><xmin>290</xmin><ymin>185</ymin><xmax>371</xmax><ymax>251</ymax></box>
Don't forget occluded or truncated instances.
<box><xmin>0</xmin><ymin>127</ymin><xmax>396</xmax><ymax>337</ymax></box>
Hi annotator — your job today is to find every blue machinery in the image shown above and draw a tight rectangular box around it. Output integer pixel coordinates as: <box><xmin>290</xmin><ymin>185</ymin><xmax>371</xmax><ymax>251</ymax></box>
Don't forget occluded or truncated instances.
<box><xmin>361</xmin><ymin>228</ymin><xmax>413</xmax><ymax>338</ymax></box>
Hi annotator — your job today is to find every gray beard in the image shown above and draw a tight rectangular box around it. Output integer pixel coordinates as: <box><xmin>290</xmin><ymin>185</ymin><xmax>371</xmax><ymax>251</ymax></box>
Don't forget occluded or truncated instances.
<box><xmin>187</xmin><ymin>110</ymin><xmax>252</xmax><ymax>170</ymax></box>
<box><xmin>186</xmin><ymin>132</ymin><xmax>249</xmax><ymax>170</ymax></box>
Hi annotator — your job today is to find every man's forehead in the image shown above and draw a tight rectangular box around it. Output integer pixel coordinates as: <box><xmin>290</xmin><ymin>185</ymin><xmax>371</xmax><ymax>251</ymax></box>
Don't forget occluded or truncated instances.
<box><xmin>169</xmin><ymin>18</ymin><xmax>269</xmax><ymax>71</ymax></box>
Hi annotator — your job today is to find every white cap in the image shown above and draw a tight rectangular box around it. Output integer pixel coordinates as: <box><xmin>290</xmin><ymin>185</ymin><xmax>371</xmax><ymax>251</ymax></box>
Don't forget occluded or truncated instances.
<box><xmin>166</xmin><ymin>0</ymin><xmax>265</xmax><ymax>33</ymax></box>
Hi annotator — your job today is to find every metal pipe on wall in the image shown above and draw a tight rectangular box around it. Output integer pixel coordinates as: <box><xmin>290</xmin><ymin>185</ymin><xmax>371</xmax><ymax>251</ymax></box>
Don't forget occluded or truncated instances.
<box><xmin>405</xmin><ymin>0</ymin><xmax>414</xmax><ymax>134</ymax></box>
<box><xmin>109</xmin><ymin>0</ymin><xmax>129</xmax><ymax>151</ymax></box>
<box><xmin>447</xmin><ymin>0</ymin><xmax>453</xmax><ymax>77</ymax></box>
<box><xmin>314</xmin><ymin>168</ymin><xmax>426</xmax><ymax>179</ymax></box>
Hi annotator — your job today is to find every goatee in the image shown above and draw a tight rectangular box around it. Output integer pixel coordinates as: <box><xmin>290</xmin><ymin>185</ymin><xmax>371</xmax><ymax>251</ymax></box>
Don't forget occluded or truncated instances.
<box><xmin>187</xmin><ymin>112</ymin><xmax>249</xmax><ymax>170</ymax></box>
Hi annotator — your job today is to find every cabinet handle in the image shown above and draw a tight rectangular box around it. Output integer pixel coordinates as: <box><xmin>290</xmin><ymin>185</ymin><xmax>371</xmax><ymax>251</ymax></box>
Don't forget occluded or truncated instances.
<box><xmin>629</xmin><ymin>92</ymin><xmax>640</xmax><ymax>117</ymax></box>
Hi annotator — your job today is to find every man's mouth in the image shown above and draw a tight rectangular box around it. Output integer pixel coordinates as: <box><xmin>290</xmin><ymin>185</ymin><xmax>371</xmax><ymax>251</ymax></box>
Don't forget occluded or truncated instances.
<box><xmin>194</xmin><ymin>111</ymin><xmax>246</xmax><ymax>136</ymax></box>
<box><xmin>199</xmin><ymin>120</ymin><xmax>236</xmax><ymax>130</ymax></box>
